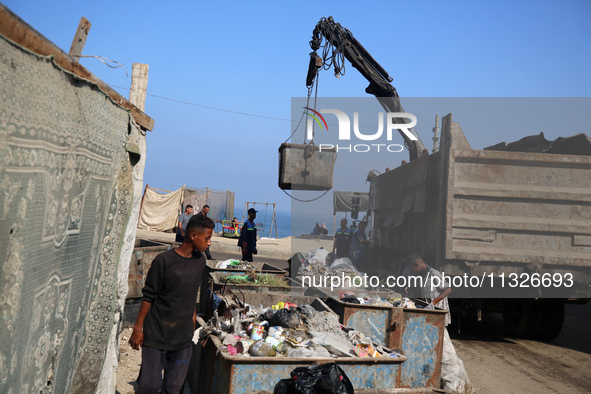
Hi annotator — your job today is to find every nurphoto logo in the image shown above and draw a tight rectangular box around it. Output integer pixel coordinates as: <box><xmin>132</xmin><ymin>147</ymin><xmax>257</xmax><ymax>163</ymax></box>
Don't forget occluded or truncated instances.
<box><xmin>305</xmin><ymin>109</ymin><xmax>417</xmax><ymax>153</ymax></box>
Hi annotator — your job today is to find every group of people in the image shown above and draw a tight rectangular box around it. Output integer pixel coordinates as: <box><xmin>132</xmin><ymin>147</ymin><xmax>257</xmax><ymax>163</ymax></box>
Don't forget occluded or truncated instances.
<box><xmin>311</xmin><ymin>222</ymin><xmax>328</xmax><ymax>235</ymax></box>
<box><xmin>176</xmin><ymin>205</ymin><xmax>259</xmax><ymax>263</ymax></box>
<box><xmin>176</xmin><ymin>204</ymin><xmax>214</xmax><ymax>260</ymax></box>
<box><xmin>332</xmin><ymin>218</ymin><xmax>371</xmax><ymax>268</ymax></box>
<box><xmin>131</xmin><ymin>210</ymin><xmax>450</xmax><ymax>393</ymax></box>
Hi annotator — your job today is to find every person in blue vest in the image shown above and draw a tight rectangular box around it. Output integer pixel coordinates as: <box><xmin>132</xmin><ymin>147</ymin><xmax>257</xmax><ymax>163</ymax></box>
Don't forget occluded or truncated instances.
<box><xmin>332</xmin><ymin>218</ymin><xmax>352</xmax><ymax>258</ymax></box>
<box><xmin>350</xmin><ymin>221</ymin><xmax>370</xmax><ymax>268</ymax></box>
<box><xmin>238</xmin><ymin>208</ymin><xmax>258</xmax><ymax>262</ymax></box>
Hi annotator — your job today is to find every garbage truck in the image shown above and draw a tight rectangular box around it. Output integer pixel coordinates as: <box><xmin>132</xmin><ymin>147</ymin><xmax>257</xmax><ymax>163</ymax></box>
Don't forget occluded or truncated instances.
<box><xmin>368</xmin><ymin>114</ymin><xmax>591</xmax><ymax>339</ymax></box>
<box><xmin>303</xmin><ymin>16</ymin><xmax>591</xmax><ymax>339</ymax></box>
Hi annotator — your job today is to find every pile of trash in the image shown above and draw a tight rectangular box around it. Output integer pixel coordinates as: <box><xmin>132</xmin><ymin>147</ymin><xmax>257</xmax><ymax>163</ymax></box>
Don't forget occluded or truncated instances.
<box><xmin>296</xmin><ymin>248</ymin><xmax>360</xmax><ymax>276</ymax></box>
<box><xmin>195</xmin><ymin>299</ymin><xmax>403</xmax><ymax>359</ymax></box>
<box><xmin>337</xmin><ymin>290</ymin><xmax>417</xmax><ymax>309</ymax></box>
<box><xmin>217</xmin><ymin>272</ymin><xmax>289</xmax><ymax>287</ymax></box>
<box><xmin>215</xmin><ymin>259</ymin><xmax>255</xmax><ymax>270</ymax></box>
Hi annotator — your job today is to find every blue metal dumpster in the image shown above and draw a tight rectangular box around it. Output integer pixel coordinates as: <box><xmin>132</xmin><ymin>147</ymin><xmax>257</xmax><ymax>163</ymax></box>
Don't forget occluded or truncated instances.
<box><xmin>322</xmin><ymin>294</ymin><xmax>447</xmax><ymax>389</ymax></box>
<box><xmin>190</xmin><ymin>292</ymin><xmax>408</xmax><ymax>393</ymax></box>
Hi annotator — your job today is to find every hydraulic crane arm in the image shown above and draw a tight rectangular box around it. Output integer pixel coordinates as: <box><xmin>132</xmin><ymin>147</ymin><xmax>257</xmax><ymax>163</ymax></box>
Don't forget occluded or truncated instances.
<box><xmin>307</xmin><ymin>16</ymin><xmax>427</xmax><ymax>161</ymax></box>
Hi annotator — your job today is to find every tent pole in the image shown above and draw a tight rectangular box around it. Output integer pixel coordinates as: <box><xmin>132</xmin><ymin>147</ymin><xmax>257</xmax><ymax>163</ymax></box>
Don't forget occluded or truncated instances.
<box><xmin>333</xmin><ymin>213</ymin><xmax>336</xmax><ymax>236</ymax></box>
<box><xmin>274</xmin><ymin>204</ymin><xmax>277</xmax><ymax>239</ymax></box>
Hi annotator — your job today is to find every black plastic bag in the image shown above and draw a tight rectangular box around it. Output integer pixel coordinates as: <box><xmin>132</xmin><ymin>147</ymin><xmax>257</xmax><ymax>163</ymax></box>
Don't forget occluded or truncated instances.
<box><xmin>274</xmin><ymin>363</ymin><xmax>354</xmax><ymax>394</ymax></box>
<box><xmin>269</xmin><ymin>308</ymin><xmax>301</xmax><ymax>328</ymax></box>
<box><xmin>341</xmin><ymin>296</ymin><xmax>361</xmax><ymax>305</ymax></box>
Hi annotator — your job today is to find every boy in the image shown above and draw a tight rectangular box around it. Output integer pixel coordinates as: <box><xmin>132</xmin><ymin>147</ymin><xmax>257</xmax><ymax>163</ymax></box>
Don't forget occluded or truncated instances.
<box><xmin>129</xmin><ymin>214</ymin><xmax>214</xmax><ymax>393</ymax></box>
<box><xmin>238</xmin><ymin>208</ymin><xmax>257</xmax><ymax>262</ymax></box>
<box><xmin>403</xmin><ymin>252</ymin><xmax>452</xmax><ymax>325</ymax></box>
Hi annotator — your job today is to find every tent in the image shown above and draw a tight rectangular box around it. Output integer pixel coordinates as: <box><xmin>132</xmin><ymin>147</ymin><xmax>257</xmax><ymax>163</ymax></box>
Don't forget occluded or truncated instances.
<box><xmin>137</xmin><ymin>185</ymin><xmax>235</xmax><ymax>231</ymax></box>
<box><xmin>333</xmin><ymin>191</ymin><xmax>369</xmax><ymax>213</ymax></box>
<box><xmin>330</xmin><ymin>191</ymin><xmax>370</xmax><ymax>235</ymax></box>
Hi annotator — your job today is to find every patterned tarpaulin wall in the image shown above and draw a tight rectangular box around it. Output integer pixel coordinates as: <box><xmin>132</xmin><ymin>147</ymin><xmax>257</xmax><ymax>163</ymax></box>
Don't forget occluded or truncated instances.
<box><xmin>0</xmin><ymin>34</ymin><xmax>138</xmax><ymax>392</ymax></box>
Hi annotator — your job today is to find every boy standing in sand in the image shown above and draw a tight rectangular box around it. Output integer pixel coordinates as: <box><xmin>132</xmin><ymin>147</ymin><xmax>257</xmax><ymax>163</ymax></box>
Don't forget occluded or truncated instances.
<box><xmin>129</xmin><ymin>214</ymin><xmax>214</xmax><ymax>394</ymax></box>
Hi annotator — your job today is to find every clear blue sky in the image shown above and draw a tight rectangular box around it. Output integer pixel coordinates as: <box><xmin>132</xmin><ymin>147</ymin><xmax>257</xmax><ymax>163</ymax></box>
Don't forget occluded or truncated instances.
<box><xmin>5</xmin><ymin>0</ymin><xmax>590</xmax><ymax>214</ymax></box>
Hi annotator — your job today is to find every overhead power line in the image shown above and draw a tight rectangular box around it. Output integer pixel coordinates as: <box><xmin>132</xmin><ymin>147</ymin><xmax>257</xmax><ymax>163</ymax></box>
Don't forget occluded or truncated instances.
<box><xmin>110</xmin><ymin>84</ymin><xmax>432</xmax><ymax>130</ymax></box>
<box><xmin>110</xmin><ymin>85</ymin><xmax>291</xmax><ymax>122</ymax></box>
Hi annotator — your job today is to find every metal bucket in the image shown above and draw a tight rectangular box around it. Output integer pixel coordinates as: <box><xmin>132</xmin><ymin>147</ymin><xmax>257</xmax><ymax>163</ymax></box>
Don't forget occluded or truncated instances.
<box><xmin>278</xmin><ymin>143</ymin><xmax>336</xmax><ymax>190</ymax></box>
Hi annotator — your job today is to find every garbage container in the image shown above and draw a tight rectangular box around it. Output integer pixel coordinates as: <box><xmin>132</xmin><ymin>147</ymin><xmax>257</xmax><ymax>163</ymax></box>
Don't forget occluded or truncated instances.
<box><xmin>190</xmin><ymin>292</ymin><xmax>408</xmax><ymax>393</ymax></box>
<box><xmin>322</xmin><ymin>293</ymin><xmax>447</xmax><ymax>389</ymax></box>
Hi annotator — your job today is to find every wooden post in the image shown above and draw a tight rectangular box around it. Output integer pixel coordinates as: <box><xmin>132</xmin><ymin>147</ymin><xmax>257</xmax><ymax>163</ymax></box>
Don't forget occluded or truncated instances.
<box><xmin>138</xmin><ymin>184</ymin><xmax>148</xmax><ymax>225</ymax></box>
<box><xmin>68</xmin><ymin>16</ymin><xmax>91</xmax><ymax>59</ymax></box>
<box><xmin>129</xmin><ymin>63</ymin><xmax>149</xmax><ymax>111</ymax></box>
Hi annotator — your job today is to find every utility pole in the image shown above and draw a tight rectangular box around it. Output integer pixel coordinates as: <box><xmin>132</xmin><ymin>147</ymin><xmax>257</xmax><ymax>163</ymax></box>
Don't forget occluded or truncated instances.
<box><xmin>129</xmin><ymin>63</ymin><xmax>149</xmax><ymax>111</ymax></box>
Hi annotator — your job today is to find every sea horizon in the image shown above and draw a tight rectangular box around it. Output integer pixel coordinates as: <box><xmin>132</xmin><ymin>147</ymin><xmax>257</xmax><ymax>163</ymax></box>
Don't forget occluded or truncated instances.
<box><xmin>225</xmin><ymin>208</ymin><xmax>359</xmax><ymax>239</ymax></box>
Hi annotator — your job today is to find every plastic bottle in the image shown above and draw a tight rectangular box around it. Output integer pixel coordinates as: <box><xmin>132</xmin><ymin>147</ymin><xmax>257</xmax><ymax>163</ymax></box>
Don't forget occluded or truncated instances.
<box><xmin>248</xmin><ymin>340</ymin><xmax>276</xmax><ymax>357</ymax></box>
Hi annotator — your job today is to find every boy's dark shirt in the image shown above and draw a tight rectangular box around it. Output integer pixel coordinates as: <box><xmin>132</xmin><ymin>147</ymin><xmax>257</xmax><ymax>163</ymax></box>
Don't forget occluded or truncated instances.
<box><xmin>141</xmin><ymin>248</ymin><xmax>205</xmax><ymax>351</ymax></box>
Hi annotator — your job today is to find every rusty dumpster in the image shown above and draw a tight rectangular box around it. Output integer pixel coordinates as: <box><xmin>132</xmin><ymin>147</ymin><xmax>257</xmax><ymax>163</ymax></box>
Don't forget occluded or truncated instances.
<box><xmin>206</xmin><ymin>260</ymin><xmax>288</xmax><ymax>275</ymax></box>
<box><xmin>208</xmin><ymin>271</ymin><xmax>305</xmax><ymax>295</ymax></box>
<box><xmin>127</xmin><ymin>239</ymin><xmax>172</xmax><ymax>299</ymax></box>
<box><xmin>189</xmin><ymin>292</ymin><xmax>408</xmax><ymax>393</ymax></box>
<box><xmin>321</xmin><ymin>294</ymin><xmax>447</xmax><ymax>389</ymax></box>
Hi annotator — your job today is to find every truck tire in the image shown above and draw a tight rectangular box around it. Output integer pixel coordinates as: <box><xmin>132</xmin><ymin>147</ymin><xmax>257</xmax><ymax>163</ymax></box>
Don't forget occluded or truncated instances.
<box><xmin>502</xmin><ymin>300</ymin><xmax>543</xmax><ymax>338</ymax></box>
<box><xmin>536</xmin><ymin>302</ymin><xmax>565</xmax><ymax>340</ymax></box>
<box><xmin>502</xmin><ymin>300</ymin><xmax>565</xmax><ymax>339</ymax></box>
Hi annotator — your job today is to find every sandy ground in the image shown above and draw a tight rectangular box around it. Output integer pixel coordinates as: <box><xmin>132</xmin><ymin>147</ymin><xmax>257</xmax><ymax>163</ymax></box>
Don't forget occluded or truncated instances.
<box><xmin>118</xmin><ymin>231</ymin><xmax>591</xmax><ymax>393</ymax></box>
<box><xmin>452</xmin><ymin>303</ymin><xmax>591</xmax><ymax>394</ymax></box>
<box><xmin>117</xmin><ymin>301</ymin><xmax>142</xmax><ymax>394</ymax></box>
<box><xmin>135</xmin><ymin>229</ymin><xmax>334</xmax><ymax>260</ymax></box>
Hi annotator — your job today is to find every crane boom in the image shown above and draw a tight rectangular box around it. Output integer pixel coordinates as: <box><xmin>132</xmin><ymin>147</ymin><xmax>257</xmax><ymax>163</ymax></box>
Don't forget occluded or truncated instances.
<box><xmin>307</xmin><ymin>17</ymin><xmax>427</xmax><ymax>161</ymax></box>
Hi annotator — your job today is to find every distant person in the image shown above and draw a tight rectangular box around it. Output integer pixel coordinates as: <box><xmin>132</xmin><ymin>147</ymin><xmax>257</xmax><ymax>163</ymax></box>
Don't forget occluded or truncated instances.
<box><xmin>350</xmin><ymin>221</ymin><xmax>370</xmax><ymax>269</ymax></box>
<box><xmin>129</xmin><ymin>214</ymin><xmax>215</xmax><ymax>393</ymax></box>
<box><xmin>196</xmin><ymin>205</ymin><xmax>214</xmax><ymax>260</ymax></box>
<box><xmin>231</xmin><ymin>217</ymin><xmax>238</xmax><ymax>229</ymax></box>
<box><xmin>332</xmin><ymin>218</ymin><xmax>352</xmax><ymax>258</ymax></box>
<box><xmin>402</xmin><ymin>252</ymin><xmax>451</xmax><ymax>325</ymax></box>
<box><xmin>239</xmin><ymin>208</ymin><xmax>258</xmax><ymax>262</ymax></box>
<box><xmin>320</xmin><ymin>223</ymin><xmax>328</xmax><ymax>235</ymax></box>
<box><xmin>311</xmin><ymin>222</ymin><xmax>321</xmax><ymax>235</ymax></box>
<box><xmin>175</xmin><ymin>205</ymin><xmax>193</xmax><ymax>243</ymax></box>
<box><xmin>349</xmin><ymin>220</ymin><xmax>357</xmax><ymax>235</ymax></box>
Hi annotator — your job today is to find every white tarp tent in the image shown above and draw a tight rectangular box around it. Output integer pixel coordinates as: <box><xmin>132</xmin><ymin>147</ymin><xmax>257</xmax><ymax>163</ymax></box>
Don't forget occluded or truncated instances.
<box><xmin>333</xmin><ymin>191</ymin><xmax>369</xmax><ymax>213</ymax></box>
<box><xmin>137</xmin><ymin>185</ymin><xmax>235</xmax><ymax>232</ymax></box>
<box><xmin>137</xmin><ymin>186</ymin><xmax>185</xmax><ymax>231</ymax></box>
